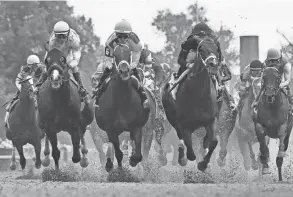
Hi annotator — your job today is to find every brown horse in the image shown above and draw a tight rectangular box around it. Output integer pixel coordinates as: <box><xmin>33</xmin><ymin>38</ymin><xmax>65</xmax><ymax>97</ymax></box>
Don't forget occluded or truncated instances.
<box><xmin>162</xmin><ymin>36</ymin><xmax>220</xmax><ymax>171</ymax></box>
<box><xmin>6</xmin><ymin>76</ymin><xmax>44</xmax><ymax>173</ymax></box>
<box><xmin>37</xmin><ymin>48</ymin><xmax>94</xmax><ymax>170</ymax></box>
<box><xmin>95</xmin><ymin>44</ymin><xmax>155</xmax><ymax>172</ymax></box>
<box><xmin>252</xmin><ymin>67</ymin><xmax>293</xmax><ymax>181</ymax></box>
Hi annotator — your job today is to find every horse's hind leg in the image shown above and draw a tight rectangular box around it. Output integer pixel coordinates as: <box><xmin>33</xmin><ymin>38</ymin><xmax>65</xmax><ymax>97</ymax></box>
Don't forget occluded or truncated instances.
<box><xmin>47</xmin><ymin>132</ymin><xmax>60</xmax><ymax>170</ymax></box>
<box><xmin>129</xmin><ymin>128</ymin><xmax>143</xmax><ymax>167</ymax></box>
<box><xmin>198</xmin><ymin>119</ymin><xmax>218</xmax><ymax>172</ymax></box>
<box><xmin>33</xmin><ymin>139</ymin><xmax>42</xmax><ymax>169</ymax></box>
<box><xmin>255</xmin><ymin>123</ymin><xmax>270</xmax><ymax>175</ymax></box>
<box><xmin>41</xmin><ymin>135</ymin><xmax>51</xmax><ymax>167</ymax></box>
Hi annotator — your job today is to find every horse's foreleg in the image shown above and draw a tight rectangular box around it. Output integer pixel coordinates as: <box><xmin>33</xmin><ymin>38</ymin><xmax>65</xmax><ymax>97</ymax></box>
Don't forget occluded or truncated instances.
<box><xmin>105</xmin><ymin>141</ymin><xmax>114</xmax><ymax>172</ymax></box>
<box><xmin>89</xmin><ymin>126</ymin><xmax>106</xmax><ymax>166</ymax></box>
<box><xmin>110</xmin><ymin>132</ymin><xmax>123</xmax><ymax>168</ymax></box>
<box><xmin>80</xmin><ymin>130</ymin><xmax>89</xmax><ymax>168</ymax></box>
<box><xmin>70</xmin><ymin>128</ymin><xmax>81</xmax><ymax>164</ymax></box>
<box><xmin>181</xmin><ymin>128</ymin><xmax>196</xmax><ymax>161</ymax></box>
<box><xmin>47</xmin><ymin>132</ymin><xmax>60</xmax><ymax>170</ymax></box>
<box><xmin>276</xmin><ymin>125</ymin><xmax>292</xmax><ymax>182</ymax></box>
<box><xmin>41</xmin><ymin>135</ymin><xmax>51</xmax><ymax>167</ymax></box>
<box><xmin>33</xmin><ymin>139</ymin><xmax>42</xmax><ymax>169</ymax></box>
<box><xmin>141</xmin><ymin>127</ymin><xmax>153</xmax><ymax>162</ymax></box>
<box><xmin>248</xmin><ymin>141</ymin><xmax>258</xmax><ymax>170</ymax></box>
<box><xmin>15</xmin><ymin>143</ymin><xmax>26</xmax><ymax>175</ymax></box>
<box><xmin>129</xmin><ymin>128</ymin><xmax>143</xmax><ymax>167</ymax></box>
<box><xmin>10</xmin><ymin>144</ymin><xmax>17</xmax><ymax>170</ymax></box>
<box><xmin>153</xmin><ymin>119</ymin><xmax>167</xmax><ymax>165</ymax></box>
<box><xmin>255</xmin><ymin>123</ymin><xmax>270</xmax><ymax>175</ymax></box>
<box><xmin>277</xmin><ymin>124</ymin><xmax>287</xmax><ymax>158</ymax></box>
<box><xmin>198</xmin><ymin>119</ymin><xmax>218</xmax><ymax>172</ymax></box>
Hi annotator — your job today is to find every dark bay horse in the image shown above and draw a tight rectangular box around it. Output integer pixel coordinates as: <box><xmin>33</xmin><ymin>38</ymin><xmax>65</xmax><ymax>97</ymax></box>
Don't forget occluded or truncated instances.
<box><xmin>252</xmin><ymin>67</ymin><xmax>293</xmax><ymax>181</ymax></box>
<box><xmin>6</xmin><ymin>76</ymin><xmax>44</xmax><ymax>174</ymax></box>
<box><xmin>37</xmin><ymin>48</ymin><xmax>94</xmax><ymax>170</ymax></box>
<box><xmin>95</xmin><ymin>44</ymin><xmax>152</xmax><ymax>172</ymax></box>
<box><xmin>162</xmin><ymin>36</ymin><xmax>220</xmax><ymax>171</ymax></box>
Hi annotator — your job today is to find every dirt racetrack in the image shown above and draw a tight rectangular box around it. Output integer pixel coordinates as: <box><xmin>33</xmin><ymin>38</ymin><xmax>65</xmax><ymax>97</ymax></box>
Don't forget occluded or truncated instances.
<box><xmin>1</xmin><ymin>172</ymin><xmax>293</xmax><ymax>197</ymax></box>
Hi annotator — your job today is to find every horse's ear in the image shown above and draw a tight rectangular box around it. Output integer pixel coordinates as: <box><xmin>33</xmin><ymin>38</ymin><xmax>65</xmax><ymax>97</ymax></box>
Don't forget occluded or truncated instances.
<box><xmin>44</xmin><ymin>41</ymin><xmax>49</xmax><ymax>52</ymax></box>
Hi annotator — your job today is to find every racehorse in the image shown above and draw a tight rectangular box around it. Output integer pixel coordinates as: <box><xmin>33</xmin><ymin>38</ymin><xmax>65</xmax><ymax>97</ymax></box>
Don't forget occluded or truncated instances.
<box><xmin>6</xmin><ymin>76</ymin><xmax>44</xmax><ymax>173</ymax></box>
<box><xmin>37</xmin><ymin>48</ymin><xmax>94</xmax><ymax>170</ymax></box>
<box><xmin>94</xmin><ymin>44</ymin><xmax>154</xmax><ymax>172</ymax></box>
<box><xmin>252</xmin><ymin>67</ymin><xmax>293</xmax><ymax>181</ymax></box>
<box><xmin>234</xmin><ymin>77</ymin><xmax>262</xmax><ymax>171</ymax></box>
<box><xmin>162</xmin><ymin>36</ymin><xmax>220</xmax><ymax>171</ymax></box>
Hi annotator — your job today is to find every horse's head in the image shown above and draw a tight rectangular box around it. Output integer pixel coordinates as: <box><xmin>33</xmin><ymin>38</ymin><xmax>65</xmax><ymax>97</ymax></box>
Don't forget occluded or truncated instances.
<box><xmin>45</xmin><ymin>48</ymin><xmax>68</xmax><ymax>90</ymax></box>
<box><xmin>191</xmin><ymin>36</ymin><xmax>220</xmax><ymax>75</ymax></box>
<box><xmin>113</xmin><ymin>44</ymin><xmax>131</xmax><ymax>80</ymax></box>
<box><xmin>18</xmin><ymin>76</ymin><xmax>35</xmax><ymax>100</ymax></box>
<box><xmin>261</xmin><ymin>67</ymin><xmax>282</xmax><ymax>103</ymax></box>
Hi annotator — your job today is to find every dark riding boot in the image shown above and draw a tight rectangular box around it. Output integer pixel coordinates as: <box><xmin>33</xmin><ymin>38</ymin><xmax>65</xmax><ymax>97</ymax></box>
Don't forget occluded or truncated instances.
<box><xmin>73</xmin><ymin>71</ymin><xmax>88</xmax><ymax>100</ymax></box>
<box><xmin>132</xmin><ymin>68</ymin><xmax>149</xmax><ymax>109</ymax></box>
<box><xmin>175</xmin><ymin>65</ymin><xmax>187</xmax><ymax>79</ymax></box>
<box><xmin>4</xmin><ymin>91</ymin><xmax>20</xmax><ymax>128</ymax></box>
<box><xmin>35</xmin><ymin>72</ymin><xmax>48</xmax><ymax>90</ymax></box>
<box><xmin>94</xmin><ymin>67</ymin><xmax>112</xmax><ymax>107</ymax></box>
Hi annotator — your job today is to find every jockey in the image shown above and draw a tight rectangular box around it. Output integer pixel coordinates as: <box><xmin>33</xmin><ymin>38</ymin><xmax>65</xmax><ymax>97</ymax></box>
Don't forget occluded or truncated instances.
<box><xmin>35</xmin><ymin>21</ymin><xmax>87</xmax><ymax>99</ymax></box>
<box><xmin>93</xmin><ymin>19</ymin><xmax>148</xmax><ymax>109</ymax></box>
<box><xmin>236</xmin><ymin>60</ymin><xmax>263</xmax><ymax>112</ymax></box>
<box><xmin>4</xmin><ymin>55</ymin><xmax>45</xmax><ymax>128</ymax></box>
<box><xmin>253</xmin><ymin>48</ymin><xmax>293</xmax><ymax>111</ymax></box>
<box><xmin>176</xmin><ymin>22</ymin><xmax>236</xmax><ymax>111</ymax></box>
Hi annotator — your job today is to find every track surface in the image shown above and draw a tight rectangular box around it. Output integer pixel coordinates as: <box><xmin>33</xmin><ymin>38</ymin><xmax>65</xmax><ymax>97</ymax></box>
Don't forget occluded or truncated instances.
<box><xmin>1</xmin><ymin>171</ymin><xmax>293</xmax><ymax>197</ymax></box>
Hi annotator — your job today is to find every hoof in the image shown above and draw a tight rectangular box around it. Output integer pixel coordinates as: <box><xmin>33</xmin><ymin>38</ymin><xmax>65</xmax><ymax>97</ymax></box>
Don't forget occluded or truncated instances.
<box><xmin>277</xmin><ymin>151</ymin><xmax>286</xmax><ymax>158</ymax></box>
<box><xmin>105</xmin><ymin>158</ymin><xmax>113</xmax><ymax>172</ymax></box>
<box><xmin>129</xmin><ymin>155</ymin><xmax>142</xmax><ymax>167</ymax></box>
<box><xmin>251</xmin><ymin>160</ymin><xmax>259</xmax><ymax>171</ymax></box>
<box><xmin>80</xmin><ymin>156</ymin><xmax>89</xmax><ymax>168</ymax></box>
<box><xmin>178</xmin><ymin>146</ymin><xmax>187</xmax><ymax>166</ymax></box>
<box><xmin>41</xmin><ymin>156</ymin><xmax>50</xmax><ymax>167</ymax></box>
<box><xmin>157</xmin><ymin>154</ymin><xmax>167</xmax><ymax>166</ymax></box>
<box><xmin>72</xmin><ymin>155</ymin><xmax>81</xmax><ymax>163</ymax></box>
<box><xmin>262</xmin><ymin>167</ymin><xmax>271</xmax><ymax>175</ymax></box>
<box><xmin>217</xmin><ymin>157</ymin><xmax>226</xmax><ymax>167</ymax></box>
<box><xmin>10</xmin><ymin>162</ymin><xmax>17</xmax><ymax>171</ymax></box>
<box><xmin>197</xmin><ymin>161</ymin><xmax>208</xmax><ymax>172</ymax></box>
<box><xmin>35</xmin><ymin>161</ymin><xmax>42</xmax><ymax>169</ymax></box>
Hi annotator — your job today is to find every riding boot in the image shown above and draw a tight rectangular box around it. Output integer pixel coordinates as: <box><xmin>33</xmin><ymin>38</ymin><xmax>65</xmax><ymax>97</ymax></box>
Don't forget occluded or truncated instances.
<box><xmin>176</xmin><ymin>65</ymin><xmax>187</xmax><ymax>79</ymax></box>
<box><xmin>73</xmin><ymin>71</ymin><xmax>88</xmax><ymax>100</ymax></box>
<box><xmin>94</xmin><ymin>67</ymin><xmax>112</xmax><ymax>107</ymax></box>
<box><xmin>35</xmin><ymin>72</ymin><xmax>48</xmax><ymax>90</ymax></box>
<box><xmin>132</xmin><ymin>68</ymin><xmax>149</xmax><ymax>109</ymax></box>
<box><xmin>4</xmin><ymin>91</ymin><xmax>20</xmax><ymax>128</ymax></box>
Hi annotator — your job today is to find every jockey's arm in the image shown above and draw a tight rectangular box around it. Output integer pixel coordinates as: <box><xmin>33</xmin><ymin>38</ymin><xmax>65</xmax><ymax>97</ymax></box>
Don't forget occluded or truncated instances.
<box><xmin>15</xmin><ymin>72</ymin><xmax>23</xmax><ymax>91</ymax></box>
<box><xmin>280</xmin><ymin>62</ymin><xmax>292</xmax><ymax>88</ymax></box>
<box><xmin>67</xmin><ymin>48</ymin><xmax>81</xmax><ymax>73</ymax></box>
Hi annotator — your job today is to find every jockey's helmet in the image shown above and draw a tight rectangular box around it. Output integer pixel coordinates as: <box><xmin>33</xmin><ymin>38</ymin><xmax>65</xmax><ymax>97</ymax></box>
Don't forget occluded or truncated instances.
<box><xmin>266</xmin><ymin>48</ymin><xmax>282</xmax><ymax>60</ymax></box>
<box><xmin>54</xmin><ymin>21</ymin><xmax>70</xmax><ymax>35</ymax></box>
<box><xmin>192</xmin><ymin>22</ymin><xmax>213</xmax><ymax>36</ymax></box>
<box><xmin>114</xmin><ymin>19</ymin><xmax>132</xmax><ymax>35</ymax></box>
<box><xmin>96</xmin><ymin>62</ymin><xmax>105</xmax><ymax>74</ymax></box>
<box><xmin>249</xmin><ymin>60</ymin><xmax>263</xmax><ymax>78</ymax></box>
<box><xmin>27</xmin><ymin>55</ymin><xmax>40</xmax><ymax>65</ymax></box>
